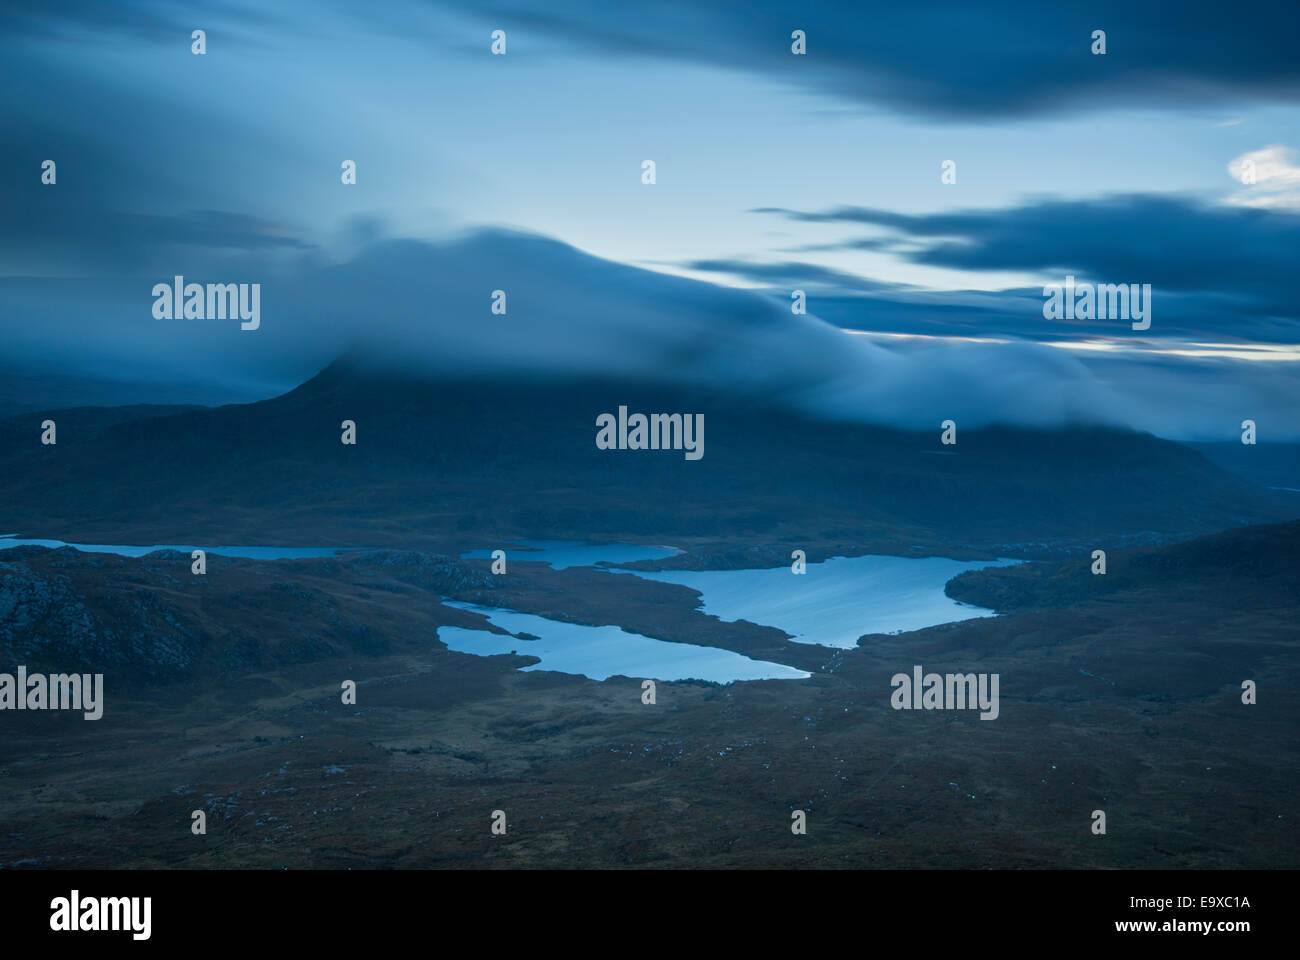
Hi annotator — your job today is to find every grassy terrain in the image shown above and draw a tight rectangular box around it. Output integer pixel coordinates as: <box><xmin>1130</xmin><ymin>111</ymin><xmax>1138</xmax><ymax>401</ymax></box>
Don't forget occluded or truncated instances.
<box><xmin>1</xmin><ymin>523</ymin><xmax>1295</xmax><ymax>869</ymax></box>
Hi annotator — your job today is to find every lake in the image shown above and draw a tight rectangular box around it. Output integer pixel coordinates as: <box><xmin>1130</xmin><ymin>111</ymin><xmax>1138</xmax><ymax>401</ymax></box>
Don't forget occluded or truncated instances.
<box><xmin>463</xmin><ymin>540</ymin><xmax>1016</xmax><ymax>649</ymax></box>
<box><xmin>438</xmin><ymin>600</ymin><xmax>810</xmax><ymax>683</ymax></box>
<box><xmin>0</xmin><ymin>537</ymin><xmax>344</xmax><ymax>560</ymax></box>
<box><xmin>620</xmin><ymin>554</ymin><xmax>1021</xmax><ymax>649</ymax></box>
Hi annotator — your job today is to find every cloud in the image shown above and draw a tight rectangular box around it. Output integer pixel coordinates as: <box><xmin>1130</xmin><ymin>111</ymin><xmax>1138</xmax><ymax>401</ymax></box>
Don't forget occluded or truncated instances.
<box><xmin>0</xmin><ymin>0</ymin><xmax>279</xmax><ymax>42</ymax></box>
<box><xmin>1227</xmin><ymin>145</ymin><xmax>1300</xmax><ymax>210</ymax></box>
<box><xmin>3</xmin><ymin>226</ymin><xmax>1297</xmax><ymax>439</ymax></box>
<box><xmin>0</xmin><ymin>95</ymin><xmax>311</xmax><ymax>274</ymax></box>
<box><xmin>17</xmin><ymin>1</ymin><xmax>1300</xmax><ymax>121</ymax></box>
<box><xmin>754</xmin><ymin>194</ymin><xmax>1300</xmax><ymax>337</ymax></box>
<box><xmin>677</xmin><ymin>258</ymin><xmax>911</xmax><ymax>296</ymax></box>
<box><xmin>435</xmin><ymin>0</ymin><xmax>1300</xmax><ymax>119</ymax></box>
<box><xmin>0</xmin><ymin>0</ymin><xmax>186</xmax><ymax>40</ymax></box>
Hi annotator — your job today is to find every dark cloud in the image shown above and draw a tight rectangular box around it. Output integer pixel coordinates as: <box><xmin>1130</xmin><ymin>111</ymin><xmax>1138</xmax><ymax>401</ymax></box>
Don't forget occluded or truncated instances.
<box><xmin>3</xmin><ymin>227</ymin><xmax>1297</xmax><ymax>439</ymax></box>
<box><xmin>0</xmin><ymin>0</ymin><xmax>278</xmax><ymax>42</ymax></box>
<box><xmin>751</xmin><ymin>194</ymin><xmax>1300</xmax><ymax>340</ymax></box>
<box><xmin>781</xmin><ymin>288</ymin><xmax>1300</xmax><ymax>350</ymax></box>
<box><xmin>8</xmin><ymin>2</ymin><xmax>1300</xmax><ymax>119</ymax></box>
<box><xmin>0</xmin><ymin>2</ymin><xmax>1295</xmax><ymax>441</ymax></box>
<box><xmin>0</xmin><ymin>52</ymin><xmax>310</xmax><ymax>274</ymax></box>
<box><xmin>448</xmin><ymin>0</ymin><xmax>1300</xmax><ymax>118</ymax></box>
<box><xmin>676</xmin><ymin>265</ymin><xmax>1298</xmax><ymax>347</ymax></box>
<box><xmin>754</xmin><ymin>196</ymin><xmax>1300</xmax><ymax>294</ymax></box>
<box><xmin>0</xmin><ymin>0</ymin><xmax>183</xmax><ymax>40</ymax></box>
<box><xmin>3</xmin><ymin>196</ymin><xmax>311</xmax><ymax>273</ymax></box>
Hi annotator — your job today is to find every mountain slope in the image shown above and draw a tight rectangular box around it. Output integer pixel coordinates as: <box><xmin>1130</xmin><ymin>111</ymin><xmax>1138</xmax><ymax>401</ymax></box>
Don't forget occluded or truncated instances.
<box><xmin>0</xmin><ymin>354</ymin><xmax>1293</xmax><ymax>553</ymax></box>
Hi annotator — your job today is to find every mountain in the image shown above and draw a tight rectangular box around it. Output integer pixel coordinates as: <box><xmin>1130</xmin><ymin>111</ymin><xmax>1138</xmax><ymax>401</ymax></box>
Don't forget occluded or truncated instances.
<box><xmin>946</xmin><ymin>518</ymin><xmax>1300</xmax><ymax>613</ymax></box>
<box><xmin>0</xmin><ymin>353</ymin><xmax>1294</xmax><ymax>554</ymax></box>
<box><xmin>0</xmin><ymin>545</ymin><xmax>500</xmax><ymax>684</ymax></box>
<box><xmin>0</xmin><ymin>363</ymin><xmax>255</xmax><ymax>418</ymax></box>
<box><xmin>0</xmin><ymin>403</ymin><xmax>203</xmax><ymax>450</ymax></box>
<box><xmin>1188</xmin><ymin>440</ymin><xmax>1300</xmax><ymax>491</ymax></box>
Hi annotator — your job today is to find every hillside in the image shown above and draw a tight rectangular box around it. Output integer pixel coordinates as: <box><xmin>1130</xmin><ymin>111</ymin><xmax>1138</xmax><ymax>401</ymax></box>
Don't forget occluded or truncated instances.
<box><xmin>0</xmin><ymin>354</ymin><xmax>1293</xmax><ymax>556</ymax></box>
<box><xmin>945</xmin><ymin>518</ymin><xmax>1300</xmax><ymax>612</ymax></box>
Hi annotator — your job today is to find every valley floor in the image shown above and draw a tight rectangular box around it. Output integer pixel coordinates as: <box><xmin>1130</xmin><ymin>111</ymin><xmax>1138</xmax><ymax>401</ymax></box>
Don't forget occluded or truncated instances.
<box><xmin>1</xmin><ymin>527</ymin><xmax>1296</xmax><ymax>868</ymax></box>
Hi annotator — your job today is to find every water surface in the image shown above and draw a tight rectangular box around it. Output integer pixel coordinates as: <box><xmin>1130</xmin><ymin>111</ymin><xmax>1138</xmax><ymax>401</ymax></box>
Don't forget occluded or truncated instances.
<box><xmin>0</xmin><ymin>537</ymin><xmax>344</xmax><ymax>560</ymax></box>
<box><xmin>438</xmin><ymin>600</ymin><xmax>809</xmax><ymax>683</ymax></box>
<box><xmin>620</xmin><ymin>554</ymin><xmax>1021</xmax><ymax>649</ymax></box>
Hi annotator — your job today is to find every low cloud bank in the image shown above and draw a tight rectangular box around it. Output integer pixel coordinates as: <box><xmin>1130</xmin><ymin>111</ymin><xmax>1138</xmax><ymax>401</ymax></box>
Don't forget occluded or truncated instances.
<box><xmin>2</xmin><ymin>228</ymin><xmax>1294</xmax><ymax>441</ymax></box>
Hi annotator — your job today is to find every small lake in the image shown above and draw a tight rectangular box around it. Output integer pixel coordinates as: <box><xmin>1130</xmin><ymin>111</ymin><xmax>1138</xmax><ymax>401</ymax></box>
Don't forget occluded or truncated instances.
<box><xmin>462</xmin><ymin>540</ymin><xmax>1018</xmax><ymax>649</ymax></box>
<box><xmin>0</xmin><ymin>537</ymin><xmax>344</xmax><ymax>560</ymax></box>
<box><xmin>621</xmin><ymin>555</ymin><xmax>1020</xmax><ymax>649</ymax></box>
<box><xmin>438</xmin><ymin>600</ymin><xmax>810</xmax><ymax>683</ymax></box>
<box><xmin>460</xmin><ymin>539</ymin><xmax>680</xmax><ymax>570</ymax></box>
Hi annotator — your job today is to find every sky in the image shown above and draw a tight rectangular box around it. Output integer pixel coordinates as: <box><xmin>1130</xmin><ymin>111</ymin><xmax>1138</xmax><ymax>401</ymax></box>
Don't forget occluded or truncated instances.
<box><xmin>2</xmin><ymin>0</ymin><xmax>1300</xmax><ymax>438</ymax></box>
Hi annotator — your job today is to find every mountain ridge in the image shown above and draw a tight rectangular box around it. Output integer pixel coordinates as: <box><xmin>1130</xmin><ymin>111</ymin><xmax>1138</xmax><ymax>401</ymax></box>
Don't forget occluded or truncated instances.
<box><xmin>0</xmin><ymin>354</ymin><xmax>1293</xmax><ymax>554</ymax></box>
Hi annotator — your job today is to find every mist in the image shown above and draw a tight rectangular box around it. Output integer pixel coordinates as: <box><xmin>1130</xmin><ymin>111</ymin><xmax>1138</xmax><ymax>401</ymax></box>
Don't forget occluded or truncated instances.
<box><xmin>2</xmin><ymin>227</ymin><xmax>1294</xmax><ymax>441</ymax></box>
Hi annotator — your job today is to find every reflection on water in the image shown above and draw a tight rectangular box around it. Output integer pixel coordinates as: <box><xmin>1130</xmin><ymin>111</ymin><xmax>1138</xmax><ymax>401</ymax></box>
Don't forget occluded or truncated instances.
<box><xmin>622</xmin><ymin>555</ymin><xmax>1021</xmax><ymax>649</ymax></box>
<box><xmin>466</xmin><ymin>540</ymin><xmax>1018</xmax><ymax>649</ymax></box>
<box><xmin>438</xmin><ymin>600</ymin><xmax>810</xmax><ymax>683</ymax></box>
